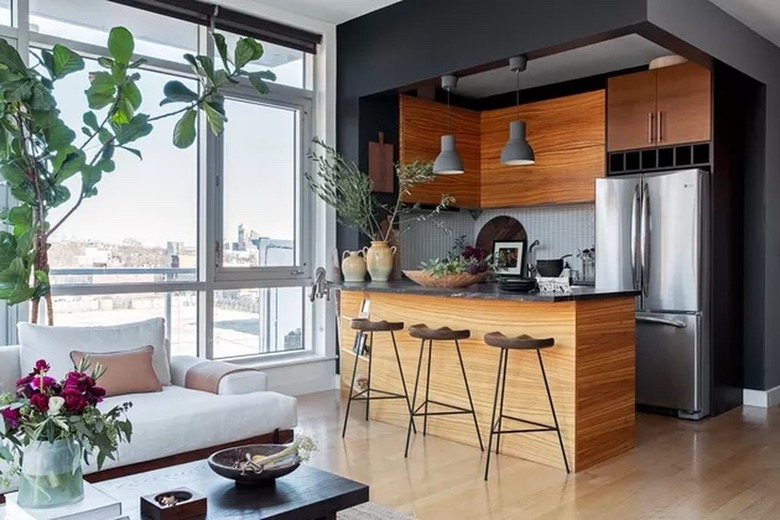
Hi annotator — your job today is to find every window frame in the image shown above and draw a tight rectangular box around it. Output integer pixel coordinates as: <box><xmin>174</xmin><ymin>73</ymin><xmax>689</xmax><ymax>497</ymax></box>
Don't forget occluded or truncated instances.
<box><xmin>6</xmin><ymin>0</ymin><xmax>322</xmax><ymax>363</ymax></box>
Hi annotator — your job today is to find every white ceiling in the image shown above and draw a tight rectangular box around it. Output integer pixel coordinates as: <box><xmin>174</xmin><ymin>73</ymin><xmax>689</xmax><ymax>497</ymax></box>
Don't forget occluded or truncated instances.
<box><xmin>251</xmin><ymin>0</ymin><xmax>401</xmax><ymax>24</ymax></box>
<box><xmin>708</xmin><ymin>0</ymin><xmax>780</xmax><ymax>47</ymax></box>
<box><xmin>456</xmin><ymin>35</ymin><xmax>671</xmax><ymax>99</ymax></box>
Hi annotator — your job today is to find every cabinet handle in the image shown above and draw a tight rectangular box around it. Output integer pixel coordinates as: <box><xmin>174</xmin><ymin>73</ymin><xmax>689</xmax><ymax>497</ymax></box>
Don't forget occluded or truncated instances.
<box><xmin>648</xmin><ymin>112</ymin><xmax>655</xmax><ymax>144</ymax></box>
<box><xmin>657</xmin><ymin>111</ymin><xmax>663</xmax><ymax>143</ymax></box>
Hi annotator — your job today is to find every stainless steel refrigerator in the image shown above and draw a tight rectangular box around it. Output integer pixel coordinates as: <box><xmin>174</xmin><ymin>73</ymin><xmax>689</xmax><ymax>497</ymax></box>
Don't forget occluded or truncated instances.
<box><xmin>596</xmin><ymin>169</ymin><xmax>710</xmax><ymax>419</ymax></box>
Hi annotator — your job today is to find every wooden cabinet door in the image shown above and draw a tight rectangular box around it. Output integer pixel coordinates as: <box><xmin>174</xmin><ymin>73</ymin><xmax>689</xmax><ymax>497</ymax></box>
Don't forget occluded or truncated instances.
<box><xmin>481</xmin><ymin>90</ymin><xmax>605</xmax><ymax>208</ymax></box>
<box><xmin>607</xmin><ymin>69</ymin><xmax>657</xmax><ymax>152</ymax></box>
<box><xmin>399</xmin><ymin>95</ymin><xmax>481</xmax><ymax>207</ymax></box>
<box><xmin>656</xmin><ymin>62</ymin><xmax>711</xmax><ymax>146</ymax></box>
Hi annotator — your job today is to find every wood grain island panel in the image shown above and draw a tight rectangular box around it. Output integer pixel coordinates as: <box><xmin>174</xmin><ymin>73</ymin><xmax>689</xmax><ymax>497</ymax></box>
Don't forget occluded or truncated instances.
<box><xmin>339</xmin><ymin>289</ymin><xmax>636</xmax><ymax>472</ymax></box>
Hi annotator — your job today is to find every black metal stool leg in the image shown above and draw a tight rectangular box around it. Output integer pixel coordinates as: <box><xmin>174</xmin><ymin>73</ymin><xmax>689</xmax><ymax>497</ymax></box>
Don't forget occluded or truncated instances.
<box><xmin>485</xmin><ymin>347</ymin><xmax>505</xmax><ymax>480</ymax></box>
<box><xmin>423</xmin><ymin>340</ymin><xmax>433</xmax><ymax>437</ymax></box>
<box><xmin>495</xmin><ymin>348</ymin><xmax>509</xmax><ymax>455</ymax></box>
<box><xmin>405</xmin><ymin>339</ymin><xmax>426</xmax><ymax>458</ymax></box>
<box><xmin>391</xmin><ymin>331</ymin><xmax>417</xmax><ymax>434</ymax></box>
<box><xmin>538</xmin><ymin>349</ymin><xmax>570</xmax><ymax>473</ymax></box>
<box><xmin>365</xmin><ymin>332</ymin><xmax>374</xmax><ymax>421</ymax></box>
<box><xmin>342</xmin><ymin>334</ymin><xmax>363</xmax><ymax>438</ymax></box>
<box><xmin>455</xmin><ymin>340</ymin><xmax>483</xmax><ymax>451</ymax></box>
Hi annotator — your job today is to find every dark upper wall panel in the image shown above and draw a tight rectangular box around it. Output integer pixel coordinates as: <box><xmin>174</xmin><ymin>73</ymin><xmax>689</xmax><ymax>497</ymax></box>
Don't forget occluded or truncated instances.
<box><xmin>338</xmin><ymin>0</ymin><xmax>648</xmax><ymax>101</ymax></box>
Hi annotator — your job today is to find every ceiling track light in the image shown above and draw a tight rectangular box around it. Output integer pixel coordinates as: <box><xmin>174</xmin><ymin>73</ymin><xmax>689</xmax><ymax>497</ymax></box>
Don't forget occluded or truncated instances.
<box><xmin>500</xmin><ymin>55</ymin><xmax>536</xmax><ymax>166</ymax></box>
<box><xmin>433</xmin><ymin>74</ymin><xmax>464</xmax><ymax>175</ymax></box>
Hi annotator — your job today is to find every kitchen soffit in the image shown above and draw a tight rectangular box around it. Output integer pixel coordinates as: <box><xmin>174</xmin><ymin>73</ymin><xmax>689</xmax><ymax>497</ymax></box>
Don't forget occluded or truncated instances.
<box><xmin>456</xmin><ymin>35</ymin><xmax>670</xmax><ymax>99</ymax></box>
<box><xmin>246</xmin><ymin>0</ymin><xmax>402</xmax><ymax>24</ymax></box>
<box><xmin>708</xmin><ymin>0</ymin><xmax>780</xmax><ymax>48</ymax></box>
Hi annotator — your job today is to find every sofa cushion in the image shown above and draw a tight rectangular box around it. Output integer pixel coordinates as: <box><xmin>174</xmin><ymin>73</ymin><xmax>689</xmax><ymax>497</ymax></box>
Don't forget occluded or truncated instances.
<box><xmin>70</xmin><ymin>346</ymin><xmax>162</xmax><ymax>397</ymax></box>
<box><xmin>18</xmin><ymin>318</ymin><xmax>170</xmax><ymax>385</ymax></box>
<box><xmin>91</xmin><ymin>386</ymin><xmax>297</xmax><ymax>472</ymax></box>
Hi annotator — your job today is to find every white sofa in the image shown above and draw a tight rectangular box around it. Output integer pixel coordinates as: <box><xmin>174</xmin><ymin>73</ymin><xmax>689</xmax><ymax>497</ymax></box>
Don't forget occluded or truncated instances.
<box><xmin>0</xmin><ymin>318</ymin><xmax>297</xmax><ymax>495</ymax></box>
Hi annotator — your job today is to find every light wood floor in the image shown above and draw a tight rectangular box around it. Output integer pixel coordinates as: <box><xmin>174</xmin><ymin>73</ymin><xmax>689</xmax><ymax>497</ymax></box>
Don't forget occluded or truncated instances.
<box><xmin>297</xmin><ymin>390</ymin><xmax>780</xmax><ymax>520</ymax></box>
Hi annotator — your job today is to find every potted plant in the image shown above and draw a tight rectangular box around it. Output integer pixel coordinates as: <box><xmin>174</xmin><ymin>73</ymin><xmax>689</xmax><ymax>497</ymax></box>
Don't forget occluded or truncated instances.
<box><xmin>306</xmin><ymin>138</ymin><xmax>453</xmax><ymax>281</ymax></box>
<box><xmin>406</xmin><ymin>239</ymin><xmax>492</xmax><ymax>288</ymax></box>
<box><xmin>0</xmin><ymin>358</ymin><xmax>132</xmax><ymax>508</ymax></box>
<box><xmin>0</xmin><ymin>27</ymin><xmax>275</xmax><ymax>324</ymax></box>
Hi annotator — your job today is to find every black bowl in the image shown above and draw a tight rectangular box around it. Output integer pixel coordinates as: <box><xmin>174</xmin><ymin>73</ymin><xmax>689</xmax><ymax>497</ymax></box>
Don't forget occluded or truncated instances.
<box><xmin>208</xmin><ymin>444</ymin><xmax>301</xmax><ymax>486</ymax></box>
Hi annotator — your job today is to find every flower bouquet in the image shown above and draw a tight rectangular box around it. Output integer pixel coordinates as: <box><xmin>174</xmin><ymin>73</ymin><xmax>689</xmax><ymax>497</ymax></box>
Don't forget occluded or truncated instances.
<box><xmin>0</xmin><ymin>359</ymin><xmax>132</xmax><ymax>508</ymax></box>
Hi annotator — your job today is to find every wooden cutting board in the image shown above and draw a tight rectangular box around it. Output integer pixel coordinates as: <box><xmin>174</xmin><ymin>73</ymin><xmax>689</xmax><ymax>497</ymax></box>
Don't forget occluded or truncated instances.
<box><xmin>476</xmin><ymin>216</ymin><xmax>528</xmax><ymax>253</ymax></box>
<box><xmin>368</xmin><ymin>132</ymin><xmax>394</xmax><ymax>193</ymax></box>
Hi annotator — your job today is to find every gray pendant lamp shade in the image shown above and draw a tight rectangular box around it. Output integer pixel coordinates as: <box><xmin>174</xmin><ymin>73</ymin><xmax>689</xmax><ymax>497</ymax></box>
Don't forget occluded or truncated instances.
<box><xmin>433</xmin><ymin>135</ymin><xmax>464</xmax><ymax>174</ymax></box>
<box><xmin>501</xmin><ymin>56</ymin><xmax>535</xmax><ymax>166</ymax></box>
<box><xmin>433</xmin><ymin>74</ymin><xmax>464</xmax><ymax>175</ymax></box>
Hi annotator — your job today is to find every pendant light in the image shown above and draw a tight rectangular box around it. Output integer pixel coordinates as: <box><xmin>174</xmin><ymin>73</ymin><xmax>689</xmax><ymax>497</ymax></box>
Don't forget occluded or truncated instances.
<box><xmin>433</xmin><ymin>74</ymin><xmax>464</xmax><ymax>175</ymax></box>
<box><xmin>501</xmin><ymin>56</ymin><xmax>535</xmax><ymax>166</ymax></box>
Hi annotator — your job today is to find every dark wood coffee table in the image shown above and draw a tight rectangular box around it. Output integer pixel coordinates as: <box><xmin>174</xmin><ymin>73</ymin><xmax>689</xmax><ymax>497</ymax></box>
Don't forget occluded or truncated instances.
<box><xmin>0</xmin><ymin>461</ymin><xmax>368</xmax><ymax>520</ymax></box>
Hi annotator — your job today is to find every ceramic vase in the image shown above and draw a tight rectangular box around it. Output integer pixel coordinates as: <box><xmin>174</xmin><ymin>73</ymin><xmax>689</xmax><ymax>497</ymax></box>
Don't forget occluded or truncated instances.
<box><xmin>341</xmin><ymin>250</ymin><xmax>367</xmax><ymax>282</ymax></box>
<box><xmin>18</xmin><ymin>439</ymin><xmax>84</xmax><ymax>508</ymax></box>
<box><xmin>362</xmin><ymin>241</ymin><xmax>397</xmax><ymax>282</ymax></box>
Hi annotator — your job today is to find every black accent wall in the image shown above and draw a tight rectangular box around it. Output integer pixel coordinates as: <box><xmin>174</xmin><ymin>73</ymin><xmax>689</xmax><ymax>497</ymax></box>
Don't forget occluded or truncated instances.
<box><xmin>337</xmin><ymin>0</ymin><xmax>780</xmax><ymax>392</ymax></box>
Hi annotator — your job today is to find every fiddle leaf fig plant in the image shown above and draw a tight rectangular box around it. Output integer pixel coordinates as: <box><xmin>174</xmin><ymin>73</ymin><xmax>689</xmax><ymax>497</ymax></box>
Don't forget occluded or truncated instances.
<box><xmin>0</xmin><ymin>27</ymin><xmax>275</xmax><ymax>325</ymax></box>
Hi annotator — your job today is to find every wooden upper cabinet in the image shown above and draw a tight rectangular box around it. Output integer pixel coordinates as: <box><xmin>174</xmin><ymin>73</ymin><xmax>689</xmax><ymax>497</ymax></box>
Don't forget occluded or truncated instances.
<box><xmin>481</xmin><ymin>91</ymin><xmax>606</xmax><ymax>208</ymax></box>
<box><xmin>607</xmin><ymin>62</ymin><xmax>711</xmax><ymax>152</ymax></box>
<box><xmin>607</xmin><ymin>69</ymin><xmax>658</xmax><ymax>152</ymax></box>
<box><xmin>399</xmin><ymin>95</ymin><xmax>481</xmax><ymax>208</ymax></box>
<box><xmin>656</xmin><ymin>62</ymin><xmax>711</xmax><ymax>146</ymax></box>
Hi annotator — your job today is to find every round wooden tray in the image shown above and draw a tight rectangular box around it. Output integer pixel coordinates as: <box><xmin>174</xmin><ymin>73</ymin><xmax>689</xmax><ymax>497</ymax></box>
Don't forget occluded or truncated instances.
<box><xmin>404</xmin><ymin>270</ymin><xmax>488</xmax><ymax>288</ymax></box>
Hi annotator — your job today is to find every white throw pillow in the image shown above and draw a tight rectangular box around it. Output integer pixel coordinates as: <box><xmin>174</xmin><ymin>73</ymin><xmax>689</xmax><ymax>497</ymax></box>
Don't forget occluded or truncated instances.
<box><xmin>17</xmin><ymin>318</ymin><xmax>170</xmax><ymax>386</ymax></box>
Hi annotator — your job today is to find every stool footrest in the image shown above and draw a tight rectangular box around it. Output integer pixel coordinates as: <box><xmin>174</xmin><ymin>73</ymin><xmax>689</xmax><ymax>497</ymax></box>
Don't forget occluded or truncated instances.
<box><xmin>413</xmin><ymin>400</ymin><xmax>474</xmax><ymax>416</ymax></box>
<box><xmin>494</xmin><ymin>415</ymin><xmax>558</xmax><ymax>431</ymax></box>
<box><xmin>348</xmin><ymin>388</ymin><xmax>407</xmax><ymax>401</ymax></box>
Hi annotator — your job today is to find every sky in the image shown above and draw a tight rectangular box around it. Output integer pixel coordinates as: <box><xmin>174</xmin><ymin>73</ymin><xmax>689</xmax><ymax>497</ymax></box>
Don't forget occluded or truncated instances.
<box><xmin>31</xmin><ymin>0</ymin><xmax>302</xmax><ymax>252</ymax></box>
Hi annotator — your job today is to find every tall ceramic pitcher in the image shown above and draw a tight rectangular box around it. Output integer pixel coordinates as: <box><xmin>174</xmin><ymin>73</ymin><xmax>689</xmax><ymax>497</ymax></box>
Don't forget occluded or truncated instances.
<box><xmin>362</xmin><ymin>241</ymin><xmax>397</xmax><ymax>282</ymax></box>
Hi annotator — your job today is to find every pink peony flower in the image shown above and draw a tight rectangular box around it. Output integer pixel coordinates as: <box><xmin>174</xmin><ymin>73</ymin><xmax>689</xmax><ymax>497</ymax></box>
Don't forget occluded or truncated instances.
<box><xmin>30</xmin><ymin>392</ymin><xmax>49</xmax><ymax>413</ymax></box>
<box><xmin>30</xmin><ymin>376</ymin><xmax>57</xmax><ymax>391</ymax></box>
<box><xmin>33</xmin><ymin>359</ymin><xmax>50</xmax><ymax>375</ymax></box>
<box><xmin>1</xmin><ymin>407</ymin><xmax>20</xmax><ymax>429</ymax></box>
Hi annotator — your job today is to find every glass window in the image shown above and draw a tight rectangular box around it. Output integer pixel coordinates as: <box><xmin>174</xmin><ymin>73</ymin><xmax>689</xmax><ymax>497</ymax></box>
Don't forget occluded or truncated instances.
<box><xmin>221</xmin><ymin>97</ymin><xmax>299</xmax><ymax>268</ymax></box>
<box><xmin>213</xmin><ymin>287</ymin><xmax>304</xmax><ymax>359</ymax></box>
<box><xmin>221</xmin><ymin>32</ymin><xmax>304</xmax><ymax>89</ymax></box>
<box><xmin>44</xmin><ymin>57</ymin><xmax>198</xmax><ymax>285</ymax></box>
<box><xmin>52</xmin><ymin>292</ymin><xmax>198</xmax><ymax>357</ymax></box>
<box><xmin>0</xmin><ymin>0</ymin><xmax>10</xmax><ymax>27</ymax></box>
<box><xmin>30</xmin><ymin>0</ymin><xmax>198</xmax><ymax>61</ymax></box>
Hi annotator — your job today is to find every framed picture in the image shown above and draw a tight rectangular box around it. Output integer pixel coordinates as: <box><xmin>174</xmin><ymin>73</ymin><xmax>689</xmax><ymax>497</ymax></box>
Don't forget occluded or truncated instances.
<box><xmin>493</xmin><ymin>240</ymin><xmax>527</xmax><ymax>276</ymax></box>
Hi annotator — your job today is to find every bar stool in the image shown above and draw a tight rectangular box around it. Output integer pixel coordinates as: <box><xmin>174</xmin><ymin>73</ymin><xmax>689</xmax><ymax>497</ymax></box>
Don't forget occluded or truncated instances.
<box><xmin>342</xmin><ymin>318</ymin><xmax>416</xmax><ymax>437</ymax></box>
<box><xmin>404</xmin><ymin>324</ymin><xmax>484</xmax><ymax>457</ymax></box>
<box><xmin>483</xmin><ymin>332</ymin><xmax>569</xmax><ymax>480</ymax></box>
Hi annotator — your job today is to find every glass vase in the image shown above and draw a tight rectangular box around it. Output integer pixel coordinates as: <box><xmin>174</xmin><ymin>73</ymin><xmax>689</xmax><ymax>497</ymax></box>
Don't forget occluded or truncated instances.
<box><xmin>18</xmin><ymin>439</ymin><xmax>84</xmax><ymax>509</ymax></box>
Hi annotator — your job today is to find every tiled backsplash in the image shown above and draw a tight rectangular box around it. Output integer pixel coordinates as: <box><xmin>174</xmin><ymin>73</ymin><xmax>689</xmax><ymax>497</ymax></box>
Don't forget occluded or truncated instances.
<box><xmin>401</xmin><ymin>204</ymin><xmax>595</xmax><ymax>272</ymax></box>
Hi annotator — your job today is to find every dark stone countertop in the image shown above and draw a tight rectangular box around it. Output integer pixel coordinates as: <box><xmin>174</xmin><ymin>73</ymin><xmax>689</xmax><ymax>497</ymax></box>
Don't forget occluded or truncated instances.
<box><xmin>334</xmin><ymin>280</ymin><xmax>640</xmax><ymax>302</ymax></box>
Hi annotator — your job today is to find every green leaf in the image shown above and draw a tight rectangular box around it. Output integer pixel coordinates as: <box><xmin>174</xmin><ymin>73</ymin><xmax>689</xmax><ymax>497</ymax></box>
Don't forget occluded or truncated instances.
<box><xmin>112</xmin><ymin>114</ymin><xmax>152</xmax><ymax>145</ymax></box>
<box><xmin>98</xmin><ymin>128</ymin><xmax>114</xmax><ymax>145</ymax></box>
<box><xmin>212</xmin><ymin>33</ymin><xmax>231</xmax><ymax>71</ymax></box>
<box><xmin>97</xmin><ymin>57</ymin><xmax>114</xmax><ymax>69</ymax></box>
<box><xmin>202</xmin><ymin>102</ymin><xmax>225</xmax><ymax>135</ymax></box>
<box><xmin>45</xmin><ymin>119</ymin><xmax>76</xmax><ymax>150</ymax></box>
<box><xmin>107</xmin><ymin>27</ymin><xmax>134</xmax><ymax>65</ymax></box>
<box><xmin>81</xmin><ymin>165</ymin><xmax>102</xmax><ymax>196</ymax></box>
<box><xmin>5</xmin><ymin>206</ymin><xmax>32</xmax><ymax>227</ymax></box>
<box><xmin>53</xmin><ymin>149</ymin><xmax>86</xmax><ymax>182</ymax></box>
<box><xmin>97</xmin><ymin>159</ymin><xmax>115</xmax><ymax>172</ymax></box>
<box><xmin>0</xmin><ymin>231</ymin><xmax>18</xmax><ymax>270</ymax></box>
<box><xmin>119</xmin><ymin>146</ymin><xmax>142</xmax><ymax>160</ymax></box>
<box><xmin>124</xmin><ymin>81</ymin><xmax>142</xmax><ymax>110</ymax></box>
<box><xmin>83</xmin><ymin>111</ymin><xmax>99</xmax><ymax>131</ymax></box>
<box><xmin>172</xmin><ymin>109</ymin><xmax>197</xmax><ymax>149</ymax></box>
<box><xmin>15</xmin><ymin>228</ymin><xmax>33</xmax><ymax>256</ymax></box>
<box><xmin>234</xmin><ymin>37</ymin><xmax>263</xmax><ymax>69</ymax></box>
<box><xmin>30</xmin><ymin>82</ymin><xmax>56</xmax><ymax>111</ymax></box>
<box><xmin>247</xmin><ymin>71</ymin><xmax>275</xmax><ymax>94</ymax></box>
<box><xmin>50</xmin><ymin>184</ymin><xmax>71</xmax><ymax>208</ymax></box>
<box><xmin>195</xmin><ymin>56</ymin><xmax>215</xmax><ymax>82</ymax></box>
<box><xmin>51</xmin><ymin>44</ymin><xmax>84</xmax><ymax>79</ymax></box>
<box><xmin>5</xmin><ymin>79</ymin><xmax>33</xmax><ymax>103</ymax></box>
<box><xmin>0</xmin><ymin>39</ymin><xmax>27</xmax><ymax>74</ymax></box>
<box><xmin>160</xmin><ymin>80</ymin><xmax>199</xmax><ymax>106</ymax></box>
<box><xmin>39</xmin><ymin>49</ymin><xmax>56</xmax><ymax>79</ymax></box>
<box><xmin>85</xmin><ymin>71</ymin><xmax>116</xmax><ymax>110</ymax></box>
<box><xmin>0</xmin><ymin>163</ymin><xmax>28</xmax><ymax>187</ymax></box>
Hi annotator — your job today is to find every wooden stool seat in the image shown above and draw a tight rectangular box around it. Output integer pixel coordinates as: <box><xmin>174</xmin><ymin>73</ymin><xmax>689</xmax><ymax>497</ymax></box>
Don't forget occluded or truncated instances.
<box><xmin>350</xmin><ymin>318</ymin><xmax>405</xmax><ymax>332</ymax></box>
<box><xmin>408</xmin><ymin>324</ymin><xmax>471</xmax><ymax>341</ymax></box>
<box><xmin>484</xmin><ymin>332</ymin><xmax>555</xmax><ymax>350</ymax></box>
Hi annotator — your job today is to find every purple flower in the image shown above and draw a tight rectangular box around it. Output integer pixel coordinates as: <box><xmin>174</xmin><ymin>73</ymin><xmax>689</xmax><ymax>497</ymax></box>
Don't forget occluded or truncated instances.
<box><xmin>30</xmin><ymin>376</ymin><xmax>57</xmax><ymax>391</ymax></box>
<box><xmin>62</xmin><ymin>387</ymin><xmax>89</xmax><ymax>413</ymax></box>
<box><xmin>33</xmin><ymin>359</ymin><xmax>50</xmax><ymax>375</ymax></box>
<box><xmin>30</xmin><ymin>393</ymin><xmax>49</xmax><ymax>413</ymax></box>
<box><xmin>1</xmin><ymin>407</ymin><xmax>20</xmax><ymax>430</ymax></box>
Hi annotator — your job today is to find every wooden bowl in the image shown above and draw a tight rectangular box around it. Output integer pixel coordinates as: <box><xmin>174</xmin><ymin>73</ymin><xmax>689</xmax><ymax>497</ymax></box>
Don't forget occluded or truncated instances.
<box><xmin>403</xmin><ymin>270</ymin><xmax>489</xmax><ymax>288</ymax></box>
<box><xmin>208</xmin><ymin>444</ymin><xmax>300</xmax><ymax>486</ymax></box>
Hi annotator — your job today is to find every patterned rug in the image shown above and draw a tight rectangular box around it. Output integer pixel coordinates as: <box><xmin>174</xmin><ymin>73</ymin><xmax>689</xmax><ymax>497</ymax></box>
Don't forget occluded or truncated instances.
<box><xmin>338</xmin><ymin>502</ymin><xmax>416</xmax><ymax>520</ymax></box>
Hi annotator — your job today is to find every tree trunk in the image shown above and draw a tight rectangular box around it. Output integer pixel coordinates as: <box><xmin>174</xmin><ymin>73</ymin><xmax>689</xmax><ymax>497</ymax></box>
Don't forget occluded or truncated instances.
<box><xmin>30</xmin><ymin>296</ymin><xmax>39</xmax><ymax>324</ymax></box>
<box><xmin>31</xmin><ymin>232</ymin><xmax>53</xmax><ymax>325</ymax></box>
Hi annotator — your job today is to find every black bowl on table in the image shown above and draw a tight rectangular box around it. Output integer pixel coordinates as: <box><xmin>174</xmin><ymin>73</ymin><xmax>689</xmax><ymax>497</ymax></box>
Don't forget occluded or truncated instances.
<box><xmin>208</xmin><ymin>444</ymin><xmax>301</xmax><ymax>486</ymax></box>
<box><xmin>497</xmin><ymin>277</ymin><xmax>537</xmax><ymax>293</ymax></box>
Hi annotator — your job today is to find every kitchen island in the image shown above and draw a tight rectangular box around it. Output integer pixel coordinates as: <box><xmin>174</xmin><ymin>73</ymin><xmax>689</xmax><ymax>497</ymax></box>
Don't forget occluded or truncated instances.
<box><xmin>338</xmin><ymin>281</ymin><xmax>639</xmax><ymax>472</ymax></box>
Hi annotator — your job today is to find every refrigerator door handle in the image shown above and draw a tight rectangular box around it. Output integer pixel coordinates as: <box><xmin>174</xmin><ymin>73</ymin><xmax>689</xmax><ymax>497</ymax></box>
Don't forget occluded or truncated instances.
<box><xmin>640</xmin><ymin>182</ymin><xmax>650</xmax><ymax>297</ymax></box>
<box><xmin>630</xmin><ymin>184</ymin><xmax>641</xmax><ymax>290</ymax></box>
<box><xmin>636</xmin><ymin>315</ymin><xmax>688</xmax><ymax>328</ymax></box>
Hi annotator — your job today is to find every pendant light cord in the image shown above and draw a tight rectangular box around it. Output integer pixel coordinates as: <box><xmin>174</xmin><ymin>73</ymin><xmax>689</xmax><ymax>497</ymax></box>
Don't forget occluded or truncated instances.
<box><xmin>447</xmin><ymin>87</ymin><xmax>452</xmax><ymax>133</ymax></box>
<box><xmin>516</xmin><ymin>69</ymin><xmax>520</xmax><ymax>118</ymax></box>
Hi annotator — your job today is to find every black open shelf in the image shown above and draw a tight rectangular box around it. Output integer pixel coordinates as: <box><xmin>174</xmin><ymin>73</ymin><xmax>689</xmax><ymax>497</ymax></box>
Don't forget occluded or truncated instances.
<box><xmin>607</xmin><ymin>142</ymin><xmax>711</xmax><ymax>175</ymax></box>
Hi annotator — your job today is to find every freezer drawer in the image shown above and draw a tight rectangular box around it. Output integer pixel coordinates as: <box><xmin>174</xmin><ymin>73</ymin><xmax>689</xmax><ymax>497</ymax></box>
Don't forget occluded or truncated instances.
<box><xmin>636</xmin><ymin>312</ymin><xmax>702</xmax><ymax>414</ymax></box>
